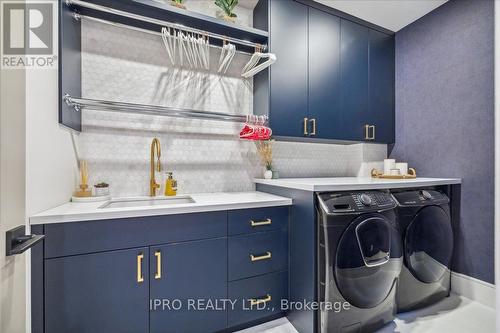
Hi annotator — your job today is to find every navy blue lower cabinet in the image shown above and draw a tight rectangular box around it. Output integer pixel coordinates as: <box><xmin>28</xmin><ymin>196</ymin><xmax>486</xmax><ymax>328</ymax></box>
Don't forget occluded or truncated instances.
<box><xmin>228</xmin><ymin>271</ymin><xmax>288</xmax><ymax>327</ymax></box>
<box><xmin>228</xmin><ymin>229</ymin><xmax>288</xmax><ymax>281</ymax></box>
<box><xmin>45</xmin><ymin>247</ymin><xmax>150</xmax><ymax>333</ymax></box>
<box><xmin>149</xmin><ymin>238</ymin><xmax>227</xmax><ymax>333</ymax></box>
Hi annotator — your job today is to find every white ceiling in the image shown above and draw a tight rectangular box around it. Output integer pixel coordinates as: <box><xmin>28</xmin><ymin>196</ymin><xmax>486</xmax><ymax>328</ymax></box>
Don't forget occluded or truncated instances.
<box><xmin>313</xmin><ymin>0</ymin><xmax>448</xmax><ymax>32</ymax></box>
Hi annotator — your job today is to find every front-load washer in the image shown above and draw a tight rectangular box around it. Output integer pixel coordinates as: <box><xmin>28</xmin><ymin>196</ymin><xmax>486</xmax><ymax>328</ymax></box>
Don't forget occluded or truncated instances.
<box><xmin>391</xmin><ymin>189</ymin><xmax>453</xmax><ymax>312</ymax></box>
<box><xmin>317</xmin><ymin>191</ymin><xmax>402</xmax><ymax>333</ymax></box>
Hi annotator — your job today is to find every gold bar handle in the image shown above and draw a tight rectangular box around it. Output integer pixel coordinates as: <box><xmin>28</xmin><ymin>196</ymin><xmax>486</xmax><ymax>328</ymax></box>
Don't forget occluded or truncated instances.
<box><xmin>309</xmin><ymin>118</ymin><xmax>316</xmax><ymax>136</ymax></box>
<box><xmin>250</xmin><ymin>294</ymin><xmax>272</xmax><ymax>306</ymax></box>
<box><xmin>137</xmin><ymin>253</ymin><xmax>144</xmax><ymax>283</ymax></box>
<box><xmin>154</xmin><ymin>250</ymin><xmax>162</xmax><ymax>280</ymax></box>
<box><xmin>303</xmin><ymin>117</ymin><xmax>309</xmax><ymax>135</ymax></box>
<box><xmin>370</xmin><ymin>125</ymin><xmax>376</xmax><ymax>140</ymax></box>
<box><xmin>364</xmin><ymin>124</ymin><xmax>370</xmax><ymax>140</ymax></box>
<box><xmin>250</xmin><ymin>251</ymin><xmax>272</xmax><ymax>262</ymax></box>
<box><xmin>250</xmin><ymin>218</ymin><xmax>272</xmax><ymax>227</ymax></box>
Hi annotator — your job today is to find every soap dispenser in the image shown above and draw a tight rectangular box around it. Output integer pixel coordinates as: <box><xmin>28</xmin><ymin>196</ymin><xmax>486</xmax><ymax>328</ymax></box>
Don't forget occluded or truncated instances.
<box><xmin>164</xmin><ymin>172</ymin><xmax>177</xmax><ymax>196</ymax></box>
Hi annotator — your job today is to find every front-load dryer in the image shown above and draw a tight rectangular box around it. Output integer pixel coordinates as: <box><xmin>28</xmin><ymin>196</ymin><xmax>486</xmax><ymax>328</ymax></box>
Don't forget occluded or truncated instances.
<box><xmin>317</xmin><ymin>191</ymin><xmax>402</xmax><ymax>333</ymax></box>
<box><xmin>391</xmin><ymin>189</ymin><xmax>453</xmax><ymax>312</ymax></box>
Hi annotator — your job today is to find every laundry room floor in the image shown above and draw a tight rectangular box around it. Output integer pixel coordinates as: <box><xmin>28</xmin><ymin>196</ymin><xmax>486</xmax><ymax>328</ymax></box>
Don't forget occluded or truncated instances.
<box><xmin>235</xmin><ymin>294</ymin><xmax>495</xmax><ymax>333</ymax></box>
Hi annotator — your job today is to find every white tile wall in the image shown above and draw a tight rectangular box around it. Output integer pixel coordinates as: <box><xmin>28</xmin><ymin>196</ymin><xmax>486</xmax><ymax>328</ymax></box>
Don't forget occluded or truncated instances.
<box><xmin>78</xmin><ymin>17</ymin><xmax>387</xmax><ymax>197</ymax></box>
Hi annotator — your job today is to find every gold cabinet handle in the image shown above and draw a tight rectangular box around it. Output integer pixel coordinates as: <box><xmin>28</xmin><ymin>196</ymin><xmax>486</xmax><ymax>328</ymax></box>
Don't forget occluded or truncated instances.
<box><xmin>250</xmin><ymin>251</ymin><xmax>272</xmax><ymax>262</ymax></box>
<box><xmin>250</xmin><ymin>294</ymin><xmax>272</xmax><ymax>306</ymax></box>
<box><xmin>309</xmin><ymin>118</ymin><xmax>316</xmax><ymax>136</ymax></box>
<box><xmin>364</xmin><ymin>124</ymin><xmax>370</xmax><ymax>140</ymax></box>
<box><xmin>370</xmin><ymin>125</ymin><xmax>376</xmax><ymax>140</ymax></box>
<box><xmin>303</xmin><ymin>117</ymin><xmax>309</xmax><ymax>135</ymax></box>
<box><xmin>250</xmin><ymin>218</ymin><xmax>272</xmax><ymax>227</ymax></box>
<box><xmin>154</xmin><ymin>250</ymin><xmax>162</xmax><ymax>280</ymax></box>
<box><xmin>137</xmin><ymin>253</ymin><xmax>144</xmax><ymax>283</ymax></box>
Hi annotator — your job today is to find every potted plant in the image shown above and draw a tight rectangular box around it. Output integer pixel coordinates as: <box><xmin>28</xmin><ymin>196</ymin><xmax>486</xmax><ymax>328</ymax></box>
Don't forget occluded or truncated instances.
<box><xmin>215</xmin><ymin>0</ymin><xmax>238</xmax><ymax>22</ymax></box>
<box><xmin>94</xmin><ymin>182</ymin><xmax>110</xmax><ymax>196</ymax></box>
<box><xmin>256</xmin><ymin>140</ymin><xmax>276</xmax><ymax>179</ymax></box>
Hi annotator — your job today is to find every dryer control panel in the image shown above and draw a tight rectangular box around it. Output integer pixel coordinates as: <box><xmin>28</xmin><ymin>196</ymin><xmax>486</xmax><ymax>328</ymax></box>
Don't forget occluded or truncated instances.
<box><xmin>318</xmin><ymin>191</ymin><xmax>397</xmax><ymax>214</ymax></box>
<box><xmin>392</xmin><ymin>190</ymin><xmax>449</xmax><ymax>207</ymax></box>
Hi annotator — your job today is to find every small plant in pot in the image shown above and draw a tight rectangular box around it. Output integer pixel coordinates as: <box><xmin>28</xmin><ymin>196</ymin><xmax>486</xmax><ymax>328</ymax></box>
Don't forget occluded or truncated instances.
<box><xmin>94</xmin><ymin>182</ymin><xmax>109</xmax><ymax>197</ymax></box>
<box><xmin>170</xmin><ymin>0</ymin><xmax>186</xmax><ymax>9</ymax></box>
<box><xmin>215</xmin><ymin>0</ymin><xmax>238</xmax><ymax>22</ymax></box>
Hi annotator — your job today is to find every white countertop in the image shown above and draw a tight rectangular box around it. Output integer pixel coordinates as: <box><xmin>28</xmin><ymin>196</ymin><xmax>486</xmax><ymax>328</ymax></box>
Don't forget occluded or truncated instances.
<box><xmin>254</xmin><ymin>177</ymin><xmax>461</xmax><ymax>192</ymax></box>
<box><xmin>30</xmin><ymin>191</ymin><xmax>292</xmax><ymax>225</ymax></box>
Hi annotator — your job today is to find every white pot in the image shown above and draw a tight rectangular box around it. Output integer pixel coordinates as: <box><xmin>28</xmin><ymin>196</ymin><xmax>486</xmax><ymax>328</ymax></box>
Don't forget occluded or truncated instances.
<box><xmin>264</xmin><ymin>170</ymin><xmax>273</xmax><ymax>179</ymax></box>
<box><xmin>94</xmin><ymin>187</ymin><xmax>109</xmax><ymax>197</ymax></box>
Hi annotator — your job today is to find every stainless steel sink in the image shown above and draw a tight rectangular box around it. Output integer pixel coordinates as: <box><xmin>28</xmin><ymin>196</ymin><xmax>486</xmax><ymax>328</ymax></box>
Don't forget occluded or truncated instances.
<box><xmin>100</xmin><ymin>196</ymin><xmax>195</xmax><ymax>209</ymax></box>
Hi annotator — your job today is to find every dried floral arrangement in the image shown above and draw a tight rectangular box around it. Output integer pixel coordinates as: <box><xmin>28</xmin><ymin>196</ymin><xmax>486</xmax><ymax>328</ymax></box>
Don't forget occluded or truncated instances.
<box><xmin>256</xmin><ymin>140</ymin><xmax>273</xmax><ymax>170</ymax></box>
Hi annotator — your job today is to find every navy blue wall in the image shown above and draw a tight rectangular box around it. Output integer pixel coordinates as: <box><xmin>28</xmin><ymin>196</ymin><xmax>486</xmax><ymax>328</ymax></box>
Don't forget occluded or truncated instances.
<box><xmin>391</xmin><ymin>0</ymin><xmax>494</xmax><ymax>283</ymax></box>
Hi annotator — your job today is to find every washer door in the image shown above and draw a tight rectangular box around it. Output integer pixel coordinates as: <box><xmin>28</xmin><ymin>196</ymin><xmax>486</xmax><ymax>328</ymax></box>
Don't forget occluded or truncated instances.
<box><xmin>335</xmin><ymin>214</ymin><xmax>402</xmax><ymax>309</ymax></box>
<box><xmin>405</xmin><ymin>206</ymin><xmax>453</xmax><ymax>283</ymax></box>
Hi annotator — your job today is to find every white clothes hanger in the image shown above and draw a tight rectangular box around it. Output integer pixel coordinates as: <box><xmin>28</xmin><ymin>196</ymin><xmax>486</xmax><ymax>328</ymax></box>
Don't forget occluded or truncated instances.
<box><xmin>241</xmin><ymin>53</ymin><xmax>276</xmax><ymax>78</ymax></box>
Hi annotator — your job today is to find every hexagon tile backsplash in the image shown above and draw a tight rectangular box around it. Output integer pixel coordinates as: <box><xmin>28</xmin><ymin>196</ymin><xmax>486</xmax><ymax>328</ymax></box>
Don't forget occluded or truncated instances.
<box><xmin>78</xmin><ymin>20</ymin><xmax>387</xmax><ymax>197</ymax></box>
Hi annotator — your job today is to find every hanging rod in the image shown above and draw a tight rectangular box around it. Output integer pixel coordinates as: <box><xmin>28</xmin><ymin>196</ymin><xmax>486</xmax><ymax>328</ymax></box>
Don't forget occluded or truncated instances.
<box><xmin>76</xmin><ymin>14</ymin><xmax>252</xmax><ymax>56</ymax></box>
<box><xmin>64</xmin><ymin>94</ymin><xmax>266</xmax><ymax>123</ymax></box>
<box><xmin>66</xmin><ymin>0</ymin><xmax>266</xmax><ymax>51</ymax></box>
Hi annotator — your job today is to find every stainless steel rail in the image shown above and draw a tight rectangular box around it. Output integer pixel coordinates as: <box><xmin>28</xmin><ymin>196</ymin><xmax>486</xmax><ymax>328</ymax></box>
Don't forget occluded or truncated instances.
<box><xmin>64</xmin><ymin>94</ymin><xmax>264</xmax><ymax>123</ymax></box>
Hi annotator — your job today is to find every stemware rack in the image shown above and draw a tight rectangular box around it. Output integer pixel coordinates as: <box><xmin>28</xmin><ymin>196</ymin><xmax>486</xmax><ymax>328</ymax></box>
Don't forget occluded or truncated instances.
<box><xmin>60</xmin><ymin>0</ymin><xmax>270</xmax><ymax>131</ymax></box>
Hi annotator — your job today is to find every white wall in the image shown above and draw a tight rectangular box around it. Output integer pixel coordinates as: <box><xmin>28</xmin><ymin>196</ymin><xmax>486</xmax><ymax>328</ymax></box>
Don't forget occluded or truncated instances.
<box><xmin>0</xmin><ymin>66</ymin><xmax>27</xmax><ymax>333</ymax></box>
<box><xmin>1</xmin><ymin>2</ymin><xmax>78</xmax><ymax>332</ymax></box>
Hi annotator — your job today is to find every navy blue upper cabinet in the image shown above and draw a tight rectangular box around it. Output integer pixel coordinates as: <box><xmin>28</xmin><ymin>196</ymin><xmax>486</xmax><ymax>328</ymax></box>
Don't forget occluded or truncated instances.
<box><xmin>150</xmin><ymin>238</ymin><xmax>227</xmax><ymax>333</ymax></box>
<box><xmin>340</xmin><ymin>19</ymin><xmax>370</xmax><ymax>142</ymax></box>
<box><xmin>255</xmin><ymin>0</ymin><xmax>395</xmax><ymax>143</ymax></box>
<box><xmin>45</xmin><ymin>248</ymin><xmax>149</xmax><ymax>333</ymax></box>
<box><xmin>308</xmin><ymin>8</ymin><xmax>342</xmax><ymax>140</ymax></box>
<box><xmin>368</xmin><ymin>29</ymin><xmax>395</xmax><ymax>143</ymax></box>
<box><xmin>267</xmin><ymin>0</ymin><xmax>308</xmax><ymax>137</ymax></box>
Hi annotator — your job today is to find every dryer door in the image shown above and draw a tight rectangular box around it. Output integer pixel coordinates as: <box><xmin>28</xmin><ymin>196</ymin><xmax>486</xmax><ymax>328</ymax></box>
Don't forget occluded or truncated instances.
<box><xmin>335</xmin><ymin>214</ymin><xmax>402</xmax><ymax>309</ymax></box>
<box><xmin>405</xmin><ymin>206</ymin><xmax>453</xmax><ymax>284</ymax></box>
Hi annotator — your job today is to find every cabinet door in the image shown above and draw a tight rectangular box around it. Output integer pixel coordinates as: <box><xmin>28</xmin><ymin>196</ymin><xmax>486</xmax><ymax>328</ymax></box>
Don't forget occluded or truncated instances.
<box><xmin>369</xmin><ymin>29</ymin><xmax>395</xmax><ymax>143</ymax></box>
<box><xmin>308</xmin><ymin>7</ymin><xmax>342</xmax><ymax>139</ymax></box>
<box><xmin>340</xmin><ymin>19</ymin><xmax>370</xmax><ymax>141</ymax></box>
<box><xmin>269</xmin><ymin>0</ymin><xmax>308</xmax><ymax>138</ymax></box>
<box><xmin>45</xmin><ymin>248</ymin><xmax>149</xmax><ymax>333</ymax></box>
<box><xmin>150</xmin><ymin>238</ymin><xmax>227</xmax><ymax>333</ymax></box>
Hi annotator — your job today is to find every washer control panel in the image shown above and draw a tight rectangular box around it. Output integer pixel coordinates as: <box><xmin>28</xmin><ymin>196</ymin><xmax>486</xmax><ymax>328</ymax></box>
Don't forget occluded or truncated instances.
<box><xmin>318</xmin><ymin>191</ymin><xmax>397</xmax><ymax>214</ymax></box>
<box><xmin>392</xmin><ymin>189</ymin><xmax>449</xmax><ymax>207</ymax></box>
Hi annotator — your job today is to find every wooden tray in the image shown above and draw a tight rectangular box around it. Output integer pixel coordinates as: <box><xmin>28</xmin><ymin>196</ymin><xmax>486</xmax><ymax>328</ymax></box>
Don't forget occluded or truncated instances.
<box><xmin>371</xmin><ymin>168</ymin><xmax>416</xmax><ymax>179</ymax></box>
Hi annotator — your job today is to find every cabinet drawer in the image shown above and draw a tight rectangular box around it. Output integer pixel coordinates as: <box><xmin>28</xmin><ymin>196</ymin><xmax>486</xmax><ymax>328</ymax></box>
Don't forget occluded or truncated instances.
<box><xmin>44</xmin><ymin>211</ymin><xmax>227</xmax><ymax>258</ymax></box>
<box><xmin>228</xmin><ymin>206</ymin><xmax>288</xmax><ymax>236</ymax></box>
<box><xmin>228</xmin><ymin>271</ymin><xmax>288</xmax><ymax>328</ymax></box>
<box><xmin>228</xmin><ymin>229</ymin><xmax>287</xmax><ymax>281</ymax></box>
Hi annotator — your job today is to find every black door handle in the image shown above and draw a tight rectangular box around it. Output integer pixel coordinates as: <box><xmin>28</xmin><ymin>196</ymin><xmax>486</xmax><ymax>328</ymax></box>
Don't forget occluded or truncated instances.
<box><xmin>6</xmin><ymin>225</ymin><xmax>45</xmax><ymax>256</ymax></box>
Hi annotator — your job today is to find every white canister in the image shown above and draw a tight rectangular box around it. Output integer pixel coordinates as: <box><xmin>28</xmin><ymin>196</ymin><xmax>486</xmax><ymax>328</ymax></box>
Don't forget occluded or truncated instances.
<box><xmin>383</xmin><ymin>159</ymin><xmax>396</xmax><ymax>175</ymax></box>
<box><xmin>395</xmin><ymin>162</ymin><xmax>408</xmax><ymax>175</ymax></box>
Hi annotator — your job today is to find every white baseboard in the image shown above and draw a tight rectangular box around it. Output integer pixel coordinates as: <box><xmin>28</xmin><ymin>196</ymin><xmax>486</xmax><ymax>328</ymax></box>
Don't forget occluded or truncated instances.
<box><xmin>451</xmin><ymin>271</ymin><xmax>496</xmax><ymax>309</ymax></box>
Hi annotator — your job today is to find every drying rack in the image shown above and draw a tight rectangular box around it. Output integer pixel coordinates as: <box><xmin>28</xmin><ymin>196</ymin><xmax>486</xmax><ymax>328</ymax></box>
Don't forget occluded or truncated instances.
<box><xmin>61</xmin><ymin>0</ymin><xmax>270</xmax><ymax>131</ymax></box>
<box><xmin>64</xmin><ymin>94</ymin><xmax>266</xmax><ymax>124</ymax></box>
<box><xmin>66</xmin><ymin>0</ymin><xmax>267</xmax><ymax>53</ymax></box>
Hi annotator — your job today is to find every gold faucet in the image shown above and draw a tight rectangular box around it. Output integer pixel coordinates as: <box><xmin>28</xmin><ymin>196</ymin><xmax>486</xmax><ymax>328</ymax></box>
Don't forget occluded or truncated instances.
<box><xmin>149</xmin><ymin>138</ymin><xmax>161</xmax><ymax>197</ymax></box>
